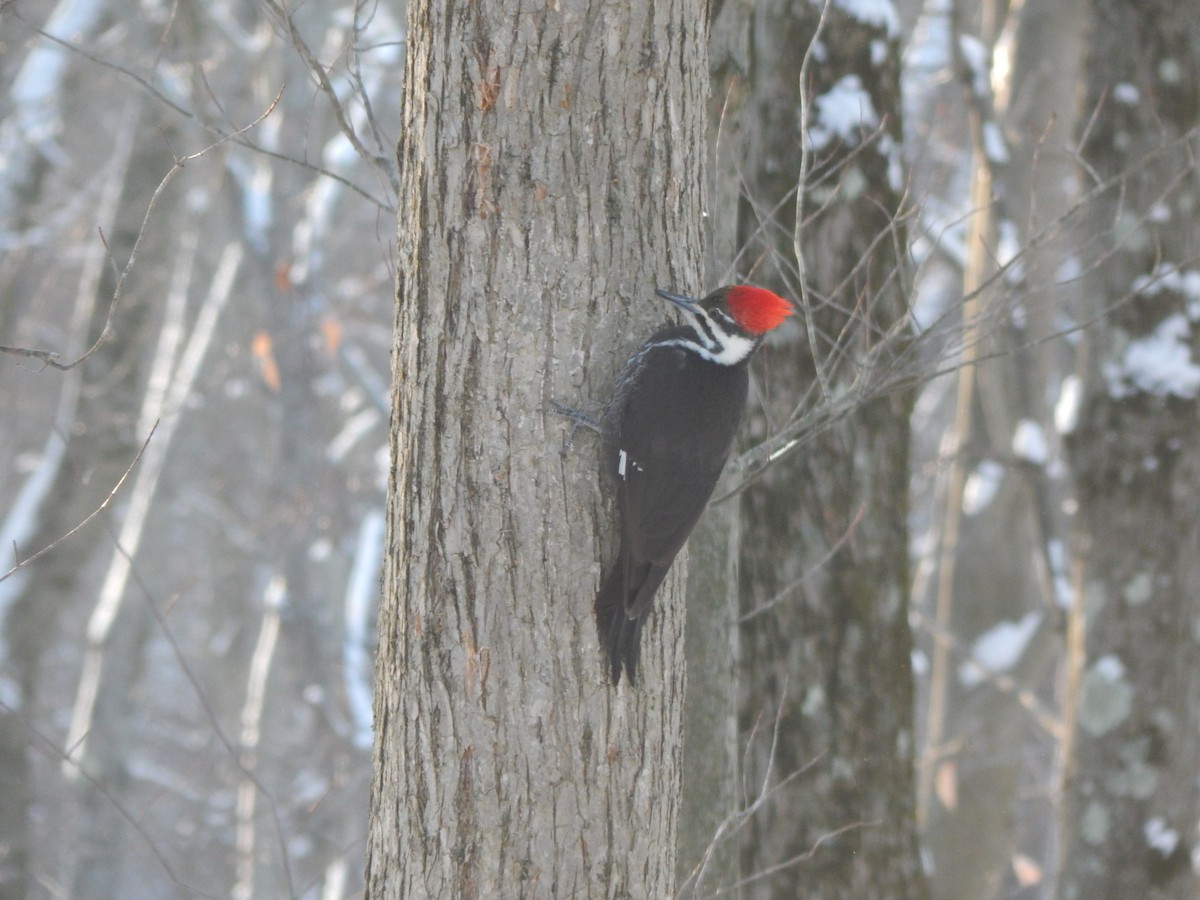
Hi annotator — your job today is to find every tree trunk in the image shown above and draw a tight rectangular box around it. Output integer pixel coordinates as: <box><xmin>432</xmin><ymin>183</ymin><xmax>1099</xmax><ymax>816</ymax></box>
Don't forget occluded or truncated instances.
<box><xmin>674</xmin><ymin>4</ymin><xmax>761</xmax><ymax>888</ymax></box>
<box><xmin>918</xmin><ymin>0</ymin><xmax>1087</xmax><ymax>894</ymax></box>
<box><xmin>364</xmin><ymin>0</ymin><xmax>708</xmax><ymax>895</ymax></box>
<box><xmin>678</xmin><ymin>502</ymin><xmax>742</xmax><ymax>894</ymax></box>
<box><xmin>1057</xmin><ymin>2</ymin><xmax>1200</xmax><ymax>898</ymax></box>
<box><xmin>732</xmin><ymin>3</ymin><xmax>929</xmax><ymax>897</ymax></box>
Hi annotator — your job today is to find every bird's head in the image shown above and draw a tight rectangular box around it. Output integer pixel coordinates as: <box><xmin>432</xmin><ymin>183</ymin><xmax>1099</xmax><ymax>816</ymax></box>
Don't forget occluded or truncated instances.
<box><xmin>655</xmin><ymin>284</ymin><xmax>792</xmax><ymax>365</ymax></box>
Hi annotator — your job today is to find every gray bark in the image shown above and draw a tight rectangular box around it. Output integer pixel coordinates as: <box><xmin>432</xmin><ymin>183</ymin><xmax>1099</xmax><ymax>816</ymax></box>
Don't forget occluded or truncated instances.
<box><xmin>678</xmin><ymin>502</ymin><xmax>742</xmax><ymax>895</ymax></box>
<box><xmin>1058</xmin><ymin>0</ymin><xmax>1200</xmax><ymax>897</ymax></box>
<box><xmin>731</xmin><ymin>2</ymin><xmax>929</xmax><ymax>897</ymax></box>
<box><xmin>364</xmin><ymin>0</ymin><xmax>708</xmax><ymax>895</ymax></box>
<box><xmin>674</xmin><ymin>4</ymin><xmax>758</xmax><ymax>888</ymax></box>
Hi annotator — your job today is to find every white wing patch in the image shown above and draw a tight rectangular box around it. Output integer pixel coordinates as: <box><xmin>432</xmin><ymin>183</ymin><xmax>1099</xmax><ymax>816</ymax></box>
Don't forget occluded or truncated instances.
<box><xmin>617</xmin><ymin>449</ymin><xmax>644</xmax><ymax>480</ymax></box>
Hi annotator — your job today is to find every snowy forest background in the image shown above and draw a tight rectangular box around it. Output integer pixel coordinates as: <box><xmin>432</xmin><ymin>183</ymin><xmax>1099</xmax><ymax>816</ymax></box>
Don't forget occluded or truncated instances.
<box><xmin>2</xmin><ymin>0</ymin><xmax>1199</xmax><ymax>897</ymax></box>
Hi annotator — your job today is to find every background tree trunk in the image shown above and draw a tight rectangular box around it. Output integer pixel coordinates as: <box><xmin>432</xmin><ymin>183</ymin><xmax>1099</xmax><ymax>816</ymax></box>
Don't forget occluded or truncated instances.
<box><xmin>729</xmin><ymin>3</ymin><xmax>929</xmax><ymax>896</ymax></box>
<box><xmin>915</xmin><ymin>0</ymin><xmax>1086</xmax><ymax>894</ymax></box>
<box><xmin>364</xmin><ymin>0</ymin><xmax>707</xmax><ymax>894</ymax></box>
<box><xmin>1058</xmin><ymin>1</ymin><xmax>1200</xmax><ymax>897</ymax></box>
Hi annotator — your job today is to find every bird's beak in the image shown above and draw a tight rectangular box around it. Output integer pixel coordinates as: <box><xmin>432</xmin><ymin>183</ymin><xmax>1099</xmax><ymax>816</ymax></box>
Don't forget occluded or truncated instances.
<box><xmin>655</xmin><ymin>288</ymin><xmax>700</xmax><ymax>314</ymax></box>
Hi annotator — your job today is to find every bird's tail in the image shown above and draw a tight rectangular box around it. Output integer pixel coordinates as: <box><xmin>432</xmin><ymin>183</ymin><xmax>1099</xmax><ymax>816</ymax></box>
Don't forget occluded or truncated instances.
<box><xmin>594</xmin><ymin>562</ymin><xmax>648</xmax><ymax>686</ymax></box>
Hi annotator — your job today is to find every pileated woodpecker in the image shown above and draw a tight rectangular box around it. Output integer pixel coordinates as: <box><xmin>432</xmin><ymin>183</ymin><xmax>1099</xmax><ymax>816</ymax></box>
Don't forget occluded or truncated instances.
<box><xmin>578</xmin><ymin>285</ymin><xmax>793</xmax><ymax>684</ymax></box>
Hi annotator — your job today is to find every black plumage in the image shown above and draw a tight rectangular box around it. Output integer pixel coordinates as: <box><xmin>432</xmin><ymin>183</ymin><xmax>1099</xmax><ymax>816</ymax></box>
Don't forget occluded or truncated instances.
<box><xmin>595</xmin><ymin>328</ymin><xmax>751</xmax><ymax>683</ymax></box>
<box><xmin>556</xmin><ymin>285</ymin><xmax>792</xmax><ymax>685</ymax></box>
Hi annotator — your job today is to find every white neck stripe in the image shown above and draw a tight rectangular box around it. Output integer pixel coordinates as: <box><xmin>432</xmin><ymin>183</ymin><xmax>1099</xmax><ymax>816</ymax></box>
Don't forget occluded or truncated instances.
<box><xmin>655</xmin><ymin>334</ymin><xmax>757</xmax><ymax>366</ymax></box>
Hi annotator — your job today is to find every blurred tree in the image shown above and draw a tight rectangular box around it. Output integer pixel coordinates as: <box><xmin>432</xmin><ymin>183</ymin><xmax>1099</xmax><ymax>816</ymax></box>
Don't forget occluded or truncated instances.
<box><xmin>718</xmin><ymin>1</ymin><xmax>930</xmax><ymax>896</ymax></box>
<box><xmin>914</xmin><ymin>0</ymin><xmax>1086</xmax><ymax>895</ymax></box>
<box><xmin>1059</xmin><ymin>0</ymin><xmax>1200</xmax><ymax>897</ymax></box>
<box><xmin>0</xmin><ymin>0</ymin><xmax>400</xmax><ymax>895</ymax></box>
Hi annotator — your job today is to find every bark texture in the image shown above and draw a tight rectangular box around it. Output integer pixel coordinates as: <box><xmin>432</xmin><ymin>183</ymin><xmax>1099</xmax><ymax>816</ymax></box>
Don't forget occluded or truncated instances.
<box><xmin>1059</xmin><ymin>1</ymin><xmax>1200</xmax><ymax>898</ymax></box>
<box><xmin>365</xmin><ymin>0</ymin><xmax>707</xmax><ymax>895</ymax></box>
<box><xmin>731</xmin><ymin>3</ymin><xmax>929</xmax><ymax>897</ymax></box>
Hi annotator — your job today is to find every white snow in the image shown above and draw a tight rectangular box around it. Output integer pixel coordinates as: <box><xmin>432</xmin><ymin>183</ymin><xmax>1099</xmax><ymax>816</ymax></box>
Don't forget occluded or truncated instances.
<box><xmin>1092</xmin><ymin>654</ymin><xmax>1125</xmax><ymax>682</ymax></box>
<box><xmin>9</xmin><ymin>0</ymin><xmax>106</xmax><ymax>142</ymax></box>
<box><xmin>911</xmin><ymin>648</ymin><xmax>929</xmax><ymax>676</ymax></box>
<box><xmin>909</xmin><ymin>261</ymin><xmax>958</xmax><ymax>332</ymax></box>
<box><xmin>997</xmin><ymin>220</ymin><xmax>1024</xmax><ymax>284</ymax></box>
<box><xmin>983</xmin><ymin>122</ymin><xmax>1009</xmax><ymax>164</ymax></box>
<box><xmin>1012</xmin><ymin>419</ymin><xmax>1047</xmax><ymax>465</ymax></box>
<box><xmin>957</xmin><ymin>34</ymin><xmax>990</xmax><ymax>98</ymax></box>
<box><xmin>962</xmin><ymin>459</ymin><xmax>1004</xmax><ymax>515</ymax></box>
<box><xmin>1047</xmin><ymin>538</ymin><xmax>1072</xmax><ymax>608</ymax></box>
<box><xmin>1105</xmin><ymin>314</ymin><xmax>1200</xmax><ymax>399</ymax></box>
<box><xmin>1113</xmin><ymin>82</ymin><xmax>1141</xmax><ymax>105</ymax></box>
<box><xmin>1158</xmin><ymin>58</ymin><xmax>1183</xmax><ymax>85</ymax></box>
<box><xmin>1131</xmin><ymin>264</ymin><xmax>1200</xmax><ymax>316</ymax></box>
<box><xmin>1055</xmin><ymin>375</ymin><xmax>1082</xmax><ymax>435</ymax></box>
<box><xmin>1056</xmin><ymin>256</ymin><xmax>1082</xmax><ymax>284</ymax></box>
<box><xmin>808</xmin><ymin>75</ymin><xmax>879</xmax><ymax>151</ymax></box>
<box><xmin>996</xmin><ymin>220</ymin><xmax>1020</xmax><ymax>267</ymax></box>
<box><xmin>879</xmin><ymin>133</ymin><xmax>905</xmax><ymax>191</ymax></box>
<box><xmin>344</xmin><ymin>511</ymin><xmax>385</xmax><ymax>749</ymax></box>
<box><xmin>906</xmin><ymin>0</ymin><xmax>950</xmax><ymax>76</ymax></box>
<box><xmin>959</xmin><ymin>611</ymin><xmax>1043</xmax><ymax>689</ymax></box>
<box><xmin>1144</xmin><ymin>817</ymin><xmax>1180</xmax><ymax>856</ymax></box>
<box><xmin>827</xmin><ymin>0</ymin><xmax>901</xmax><ymax>39</ymax></box>
<box><xmin>916</xmin><ymin>201</ymin><xmax>969</xmax><ymax>269</ymax></box>
<box><xmin>1147</xmin><ymin>202</ymin><xmax>1171</xmax><ymax>223</ymax></box>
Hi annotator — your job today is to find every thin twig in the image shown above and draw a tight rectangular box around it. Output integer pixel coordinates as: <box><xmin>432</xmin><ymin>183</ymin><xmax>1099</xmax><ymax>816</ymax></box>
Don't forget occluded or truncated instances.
<box><xmin>1</xmin><ymin>696</ymin><xmax>214</xmax><ymax>897</ymax></box>
<box><xmin>794</xmin><ymin>0</ymin><xmax>836</xmax><ymax>401</ymax></box>
<box><xmin>738</xmin><ymin>503</ymin><xmax>866</xmax><ymax>621</ymax></box>
<box><xmin>0</xmin><ymin>90</ymin><xmax>281</xmax><ymax>371</ymax></box>
<box><xmin>0</xmin><ymin>423</ymin><xmax>158</xmax><ymax>584</ymax></box>
<box><xmin>260</xmin><ymin>0</ymin><xmax>399</xmax><ymax>194</ymax></box>
<box><xmin>11</xmin><ymin>13</ymin><xmax>392</xmax><ymax>211</ymax></box>
<box><xmin>716</xmin><ymin>818</ymin><xmax>881</xmax><ymax>895</ymax></box>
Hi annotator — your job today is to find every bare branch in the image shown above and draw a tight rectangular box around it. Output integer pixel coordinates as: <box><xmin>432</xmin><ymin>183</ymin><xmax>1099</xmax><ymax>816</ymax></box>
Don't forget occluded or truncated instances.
<box><xmin>0</xmin><ymin>696</ymin><xmax>212</xmax><ymax>897</ymax></box>
<box><xmin>723</xmin><ymin>122</ymin><xmax>1200</xmax><ymax>497</ymax></box>
<box><xmin>794</xmin><ymin>0</ymin><xmax>836</xmax><ymax>401</ymax></box>
<box><xmin>0</xmin><ymin>90</ymin><xmax>280</xmax><ymax>371</ymax></box>
<box><xmin>0</xmin><ymin>422</ymin><xmax>158</xmax><ymax>584</ymax></box>
<box><xmin>259</xmin><ymin>0</ymin><xmax>400</xmax><ymax>195</ymax></box>
<box><xmin>10</xmin><ymin>11</ymin><xmax>393</xmax><ymax>211</ymax></box>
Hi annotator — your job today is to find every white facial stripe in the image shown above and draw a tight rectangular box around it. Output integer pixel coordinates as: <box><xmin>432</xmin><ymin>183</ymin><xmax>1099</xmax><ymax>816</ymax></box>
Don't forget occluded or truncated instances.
<box><xmin>656</xmin><ymin>333</ymin><xmax>757</xmax><ymax>366</ymax></box>
<box><xmin>682</xmin><ymin>310</ymin><xmax>720</xmax><ymax>352</ymax></box>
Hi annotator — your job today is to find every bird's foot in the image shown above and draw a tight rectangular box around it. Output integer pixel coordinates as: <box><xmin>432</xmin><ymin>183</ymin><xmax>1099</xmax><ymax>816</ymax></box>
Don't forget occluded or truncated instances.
<box><xmin>543</xmin><ymin>400</ymin><xmax>601</xmax><ymax>455</ymax></box>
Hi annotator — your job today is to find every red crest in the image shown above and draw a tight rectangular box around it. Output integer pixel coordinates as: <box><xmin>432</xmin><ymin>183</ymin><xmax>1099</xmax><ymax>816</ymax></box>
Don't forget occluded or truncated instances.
<box><xmin>725</xmin><ymin>285</ymin><xmax>793</xmax><ymax>334</ymax></box>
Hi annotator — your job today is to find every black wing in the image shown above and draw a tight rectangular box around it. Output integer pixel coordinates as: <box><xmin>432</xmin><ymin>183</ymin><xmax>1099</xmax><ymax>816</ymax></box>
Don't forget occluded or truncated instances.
<box><xmin>595</xmin><ymin>338</ymin><xmax>749</xmax><ymax>683</ymax></box>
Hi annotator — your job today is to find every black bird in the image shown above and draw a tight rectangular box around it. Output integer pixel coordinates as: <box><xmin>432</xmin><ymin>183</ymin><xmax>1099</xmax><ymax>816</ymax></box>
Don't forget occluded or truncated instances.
<box><xmin>585</xmin><ymin>285</ymin><xmax>792</xmax><ymax>684</ymax></box>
